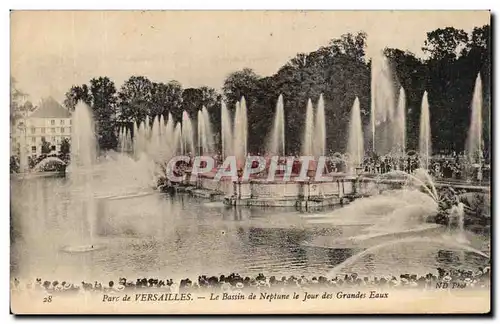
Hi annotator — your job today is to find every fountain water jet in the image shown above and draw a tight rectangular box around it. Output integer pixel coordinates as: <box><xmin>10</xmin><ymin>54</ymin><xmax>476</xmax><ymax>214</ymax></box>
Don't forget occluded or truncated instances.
<box><xmin>201</xmin><ymin>106</ymin><xmax>215</xmax><ymax>154</ymax></box>
<box><xmin>314</xmin><ymin>94</ymin><xmax>326</xmax><ymax>157</ymax></box>
<box><xmin>347</xmin><ymin>97</ymin><xmax>364</xmax><ymax>172</ymax></box>
<box><xmin>197</xmin><ymin>110</ymin><xmax>205</xmax><ymax>155</ymax></box>
<box><xmin>419</xmin><ymin>91</ymin><xmax>432</xmax><ymax>170</ymax></box>
<box><xmin>150</xmin><ymin>115</ymin><xmax>162</xmax><ymax>156</ymax></box>
<box><xmin>370</xmin><ymin>52</ymin><xmax>396</xmax><ymax>155</ymax></box>
<box><xmin>377</xmin><ymin>169</ymin><xmax>439</xmax><ymax>203</ymax></box>
<box><xmin>163</xmin><ymin>113</ymin><xmax>175</xmax><ymax>157</ymax></box>
<box><xmin>64</xmin><ymin>101</ymin><xmax>102</xmax><ymax>253</ymax></box>
<box><xmin>221</xmin><ymin>101</ymin><xmax>233</xmax><ymax>160</ymax></box>
<box><xmin>181</xmin><ymin>111</ymin><xmax>195</xmax><ymax>155</ymax></box>
<box><xmin>302</xmin><ymin>99</ymin><xmax>314</xmax><ymax>156</ymax></box>
<box><xmin>395</xmin><ymin>87</ymin><xmax>406</xmax><ymax>157</ymax></box>
<box><xmin>327</xmin><ymin>237</ymin><xmax>489</xmax><ymax>278</ymax></box>
<box><xmin>197</xmin><ymin>106</ymin><xmax>215</xmax><ymax>156</ymax></box>
<box><xmin>268</xmin><ymin>94</ymin><xmax>286</xmax><ymax>156</ymax></box>
<box><xmin>174</xmin><ymin>122</ymin><xmax>182</xmax><ymax>154</ymax></box>
<box><xmin>233</xmin><ymin>98</ymin><xmax>248</xmax><ymax>166</ymax></box>
<box><xmin>466</xmin><ymin>73</ymin><xmax>483</xmax><ymax>164</ymax></box>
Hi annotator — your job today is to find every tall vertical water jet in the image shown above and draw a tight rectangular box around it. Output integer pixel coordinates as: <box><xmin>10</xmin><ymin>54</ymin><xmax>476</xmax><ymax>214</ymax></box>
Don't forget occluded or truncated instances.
<box><xmin>395</xmin><ymin>87</ymin><xmax>406</xmax><ymax>156</ymax></box>
<box><xmin>159</xmin><ymin>114</ymin><xmax>165</xmax><ymax>129</ymax></box>
<box><xmin>157</xmin><ymin>114</ymin><xmax>165</xmax><ymax>155</ymax></box>
<box><xmin>233</xmin><ymin>99</ymin><xmax>248</xmax><ymax>166</ymax></box>
<box><xmin>221</xmin><ymin>101</ymin><xmax>233</xmax><ymax>159</ymax></box>
<box><xmin>150</xmin><ymin>116</ymin><xmax>161</xmax><ymax>158</ymax></box>
<box><xmin>68</xmin><ymin>101</ymin><xmax>98</xmax><ymax>248</ymax></box>
<box><xmin>268</xmin><ymin>94</ymin><xmax>286</xmax><ymax>156</ymax></box>
<box><xmin>173</xmin><ymin>122</ymin><xmax>182</xmax><ymax>155</ymax></box>
<box><xmin>233</xmin><ymin>101</ymin><xmax>241</xmax><ymax>162</ymax></box>
<box><xmin>419</xmin><ymin>91</ymin><xmax>432</xmax><ymax>170</ymax></box>
<box><xmin>133</xmin><ymin>121</ymin><xmax>140</xmax><ymax>158</ymax></box>
<box><xmin>302</xmin><ymin>99</ymin><xmax>314</xmax><ymax>156</ymax></box>
<box><xmin>118</xmin><ymin>127</ymin><xmax>124</xmax><ymax>152</ymax></box>
<box><xmin>314</xmin><ymin>94</ymin><xmax>326</xmax><ymax>157</ymax></box>
<box><xmin>181</xmin><ymin>111</ymin><xmax>195</xmax><ymax>155</ymax></box>
<box><xmin>145</xmin><ymin>115</ymin><xmax>151</xmax><ymax>138</ymax></box>
<box><xmin>370</xmin><ymin>52</ymin><xmax>396</xmax><ymax>155</ymax></box>
<box><xmin>466</xmin><ymin>73</ymin><xmax>483</xmax><ymax>164</ymax></box>
<box><xmin>119</xmin><ymin>127</ymin><xmax>125</xmax><ymax>152</ymax></box>
<box><xmin>197</xmin><ymin>109</ymin><xmax>206</xmax><ymax>155</ymax></box>
<box><xmin>347</xmin><ymin>97</ymin><xmax>364</xmax><ymax>172</ymax></box>
<box><xmin>201</xmin><ymin>106</ymin><xmax>215</xmax><ymax>154</ymax></box>
<box><xmin>240</xmin><ymin>97</ymin><xmax>248</xmax><ymax>159</ymax></box>
<box><xmin>164</xmin><ymin>113</ymin><xmax>174</xmax><ymax>157</ymax></box>
<box><xmin>70</xmin><ymin>102</ymin><xmax>97</xmax><ymax>172</ymax></box>
<box><xmin>125</xmin><ymin>128</ymin><xmax>132</xmax><ymax>153</ymax></box>
<box><xmin>137</xmin><ymin>121</ymin><xmax>148</xmax><ymax>156</ymax></box>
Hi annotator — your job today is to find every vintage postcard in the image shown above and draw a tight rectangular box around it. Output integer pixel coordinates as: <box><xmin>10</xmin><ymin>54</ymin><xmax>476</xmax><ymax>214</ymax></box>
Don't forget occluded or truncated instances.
<box><xmin>10</xmin><ymin>10</ymin><xmax>491</xmax><ymax>315</ymax></box>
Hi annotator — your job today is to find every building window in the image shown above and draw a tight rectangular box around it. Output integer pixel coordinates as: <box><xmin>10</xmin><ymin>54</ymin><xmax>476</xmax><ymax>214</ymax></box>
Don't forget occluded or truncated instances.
<box><xmin>51</xmin><ymin>145</ymin><xmax>56</xmax><ymax>151</ymax></box>
<box><xmin>60</xmin><ymin>120</ymin><xmax>65</xmax><ymax>125</ymax></box>
<box><xmin>51</xmin><ymin>128</ymin><xmax>55</xmax><ymax>133</ymax></box>
<box><xmin>32</xmin><ymin>146</ymin><xmax>36</xmax><ymax>153</ymax></box>
<box><xmin>32</xmin><ymin>137</ymin><xmax>36</xmax><ymax>143</ymax></box>
<box><xmin>41</xmin><ymin>128</ymin><xmax>45</xmax><ymax>134</ymax></box>
<box><xmin>31</xmin><ymin>127</ymin><xmax>35</xmax><ymax>134</ymax></box>
<box><xmin>51</xmin><ymin>120</ymin><xmax>55</xmax><ymax>125</ymax></box>
<box><xmin>41</xmin><ymin>136</ymin><xmax>46</xmax><ymax>142</ymax></box>
<box><xmin>70</xmin><ymin>119</ymin><xmax>72</xmax><ymax>125</ymax></box>
<box><xmin>60</xmin><ymin>127</ymin><xmax>65</xmax><ymax>133</ymax></box>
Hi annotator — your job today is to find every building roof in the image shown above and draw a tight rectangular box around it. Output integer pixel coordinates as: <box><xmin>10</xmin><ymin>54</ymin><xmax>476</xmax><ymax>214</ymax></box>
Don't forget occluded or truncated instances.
<box><xmin>29</xmin><ymin>97</ymin><xmax>71</xmax><ymax>119</ymax></box>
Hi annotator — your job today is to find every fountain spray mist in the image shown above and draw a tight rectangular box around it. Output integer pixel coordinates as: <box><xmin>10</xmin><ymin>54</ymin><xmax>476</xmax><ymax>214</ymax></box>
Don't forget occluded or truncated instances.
<box><xmin>69</xmin><ymin>101</ymin><xmax>98</xmax><ymax>246</ymax></box>
<box><xmin>173</xmin><ymin>122</ymin><xmax>182</xmax><ymax>155</ymax></box>
<box><xmin>466</xmin><ymin>73</ymin><xmax>483</xmax><ymax>164</ymax></box>
<box><xmin>370</xmin><ymin>52</ymin><xmax>396</xmax><ymax>155</ymax></box>
<box><xmin>419</xmin><ymin>91</ymin><xmax>432</xmax><ymax>169</ymax></box>
<box><xmin>347</xmin><ymin>97</ymin><xmax>364</xmax><ymax>171</ymax></box>
<box><xmin>314</xmin><ymin>94</ymin><xmax>326</xmax><ymax>157</ymax></box>
<box><xmin>201</xmin><ymin>106</ymin><xmax>215</xmax><ymax>154</ymax></box>
<box><xmin>302</xmin><ymin>99</ymin><xmax>314</xmax><ymax>156</ymax></box>
<box><xmin>268</xmin><ymin>94</ymin><xmax>285</xmax><ymax>156</ymax></box>
<box><xmin>395</xmin><ymin>87</ymin><xmax>406</xmax><ymax>156</ymax></box>
<box><xmin>197</xmin><ymin>110</ymin><xmax>205</xmax><ymax>155</ymax></box>
<box><xmin>221</xmin><ymin>101</ymin><xmax>233</xmax><ymax>160</ymax></box>
<box><xmin>233</xmin><ymin>98</ymin><xmax>248</xmax><ymax>165</ymax></box>
<box><xmin>181</xmin><ymin>111</ymin><xmax>195</xmax><ymax>155</ymax></box>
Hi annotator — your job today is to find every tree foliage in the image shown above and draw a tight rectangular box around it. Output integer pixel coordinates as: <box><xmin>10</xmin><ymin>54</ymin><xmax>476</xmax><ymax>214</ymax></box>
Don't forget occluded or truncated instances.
<box><xmin>58</xmin><ymin>25</ymin><xmax>490</xmax><ymax>157</ymax></box>
<box><xmin>60</xmin><ymin>137</ymin><xmax>71</xmax><ymax>155</ymax></box>
<box><xmin>10</xmin><ymin>78</ymin><xmax>36</xmax><ymax>124</ymax></box>
<box><xmin>41</xmin><ymin>138</ymin><xmax>51</xmax><ymax>154</ymax></box>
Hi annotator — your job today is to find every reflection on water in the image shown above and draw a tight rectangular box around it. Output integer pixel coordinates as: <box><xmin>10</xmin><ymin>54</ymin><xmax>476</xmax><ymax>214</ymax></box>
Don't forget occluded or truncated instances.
<box><xmin>11</xmin><ymin>177</ymin><xmax>489</xmax><ymax>282</ymax></box>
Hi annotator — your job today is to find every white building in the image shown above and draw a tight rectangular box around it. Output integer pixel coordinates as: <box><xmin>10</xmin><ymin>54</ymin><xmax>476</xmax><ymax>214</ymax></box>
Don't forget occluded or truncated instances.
<box><xmin>11</xmin><ymin>97</ymin><xmax>72</xmax><ymax>158</ymax></box>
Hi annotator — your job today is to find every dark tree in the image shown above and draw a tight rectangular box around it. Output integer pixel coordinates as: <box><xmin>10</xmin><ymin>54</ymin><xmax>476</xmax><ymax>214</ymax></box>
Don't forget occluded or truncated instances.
<box><xmin>422</xmin><ymin>27</ymin><xmax>469</xmax><ymax>61</ymax></box>
<box><xmin>150</xmin><ymin>80</ymin><xmax>183</xmax><ymax>122</ymax></box>
<box><xmin>89</xmin><ymin>77</ymin><xmax>118</xmax><ymax>150</ymax></box>
<box><xmin>60</xmin><ymin>137</ymin><xmax>71</xmax><ymax>155</ymax></box>
<box><xmin>41</xmin><ymin>138</ymin><xmax>51</xmax><ymax>154</ymax></box>
<box><xmin>63</xmin><ymin>84</ymin><xmax>92</xmax><ymax>111</ymax></box>
<box><xmin>117</xmin><ymin>76</ymin><xmax>153</xmax><ymax>125</ymax></box>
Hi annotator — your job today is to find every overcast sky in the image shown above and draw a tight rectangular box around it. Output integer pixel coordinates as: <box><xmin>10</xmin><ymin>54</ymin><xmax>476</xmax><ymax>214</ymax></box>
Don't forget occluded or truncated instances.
<box><xmin>11</xmin><ymin>10</ymin><xmax>490</xmax><ymax>104</ymax></box>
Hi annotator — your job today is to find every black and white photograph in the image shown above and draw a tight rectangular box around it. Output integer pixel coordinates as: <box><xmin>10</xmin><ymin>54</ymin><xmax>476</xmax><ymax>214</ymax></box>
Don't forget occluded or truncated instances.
<box><xmin>9</xmin><ymin>10</ymin><xmax>491</xmax><ymax>314</ymax></box>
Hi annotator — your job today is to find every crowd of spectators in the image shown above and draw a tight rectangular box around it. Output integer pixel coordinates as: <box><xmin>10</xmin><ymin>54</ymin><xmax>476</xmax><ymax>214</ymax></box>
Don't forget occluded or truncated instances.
<box><xmin>11</xmin><ymin>265</ymin><xmax>491</xmax><ymax>295</ymax></box>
